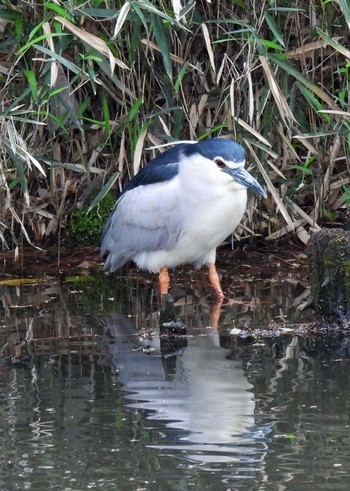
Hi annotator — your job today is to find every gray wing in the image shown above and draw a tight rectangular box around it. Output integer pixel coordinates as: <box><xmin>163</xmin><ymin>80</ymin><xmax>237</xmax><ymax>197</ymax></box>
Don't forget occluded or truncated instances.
<box><xmin>101</xmin><ymin>180</ymin><xmax>182</xmax><ymax>271</ymax></box>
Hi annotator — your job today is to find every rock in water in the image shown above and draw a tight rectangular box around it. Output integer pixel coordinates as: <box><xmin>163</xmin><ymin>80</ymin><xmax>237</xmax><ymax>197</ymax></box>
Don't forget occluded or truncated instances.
<box><xmin>308</xmin><ymin>228</ymin><xmax>350</xmax><ymax>323</ymax></box>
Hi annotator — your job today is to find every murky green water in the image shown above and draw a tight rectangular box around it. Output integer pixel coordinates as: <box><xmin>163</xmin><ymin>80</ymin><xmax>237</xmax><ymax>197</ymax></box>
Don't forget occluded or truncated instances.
<box><xmin>1</xmin><ymin>271</ymin><xmax>350</xmax><ymax>490</ymax></box>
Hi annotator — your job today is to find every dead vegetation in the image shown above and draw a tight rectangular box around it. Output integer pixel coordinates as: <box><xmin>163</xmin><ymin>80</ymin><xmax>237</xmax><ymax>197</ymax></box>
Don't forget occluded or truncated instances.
<box><xmin>0</xmin><ymin>0</ymin><xmax>350</xmax><ymax>253</ymax></box>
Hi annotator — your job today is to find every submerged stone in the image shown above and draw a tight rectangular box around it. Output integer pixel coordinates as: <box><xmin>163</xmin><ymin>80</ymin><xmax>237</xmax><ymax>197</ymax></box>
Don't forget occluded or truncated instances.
<box><xmin>308</xmin><ymin>228</ymin><xmax>350</xmax><ymax>324</ymax></box>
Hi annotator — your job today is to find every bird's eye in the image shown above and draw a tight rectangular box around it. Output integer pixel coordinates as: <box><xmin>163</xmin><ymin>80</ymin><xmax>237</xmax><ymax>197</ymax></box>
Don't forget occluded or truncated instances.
<box><xmin>215</xmin><ymin>158</ymin><xmax>225</xmax><ymax>169</ymax></box>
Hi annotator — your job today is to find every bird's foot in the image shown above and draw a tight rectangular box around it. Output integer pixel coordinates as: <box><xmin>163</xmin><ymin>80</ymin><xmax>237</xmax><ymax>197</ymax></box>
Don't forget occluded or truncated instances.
<box><xmin>214</xmin><ymin>289</ymin><xmax>225</xmax><ymax>301</ymax></box>
<box><xmin>208</xmin><ymin>263</ymin><xmax>225</xmax><ymax>301</ymax></box>
<box><xmin>209</xmin><ymin>298</ymin><xmax>223</xmax><ymax>329</ymax></box>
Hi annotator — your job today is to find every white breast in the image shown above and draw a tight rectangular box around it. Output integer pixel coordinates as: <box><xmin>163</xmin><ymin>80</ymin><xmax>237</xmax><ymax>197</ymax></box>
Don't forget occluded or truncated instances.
<box><xmin>133</xmin><ymin>153</ymin><xmax>248</xmax><ymax>271</ymax></box>
<box><xmin>177</xmin><ymin>181</ymin><xmax>247</xmax><ymax>266</ymax></box>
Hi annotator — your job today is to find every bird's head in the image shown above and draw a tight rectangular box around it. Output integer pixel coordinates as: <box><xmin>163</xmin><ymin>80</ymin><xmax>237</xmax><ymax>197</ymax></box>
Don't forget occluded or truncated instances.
<box><xmin>184</xmin><ymin>138</ymin><xmax>267</xmax><ymax>198</ymax></box>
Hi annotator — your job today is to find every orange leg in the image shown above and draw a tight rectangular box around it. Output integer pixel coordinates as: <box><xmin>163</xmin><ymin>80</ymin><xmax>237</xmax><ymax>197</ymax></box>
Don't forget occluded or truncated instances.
<box><xmin>209</xmin><ymin>299</ymin><xmax>223</xmax><ymax>329</ymax></box>
<box><xmin>159</xmin><ymin>266</ymin><xmax>170</xmax><ymax>296</ymax></box>
<box><xmin>208</xmin><ymin>263</ymin><xmax>224</xmax><ymax>300</ymax></box>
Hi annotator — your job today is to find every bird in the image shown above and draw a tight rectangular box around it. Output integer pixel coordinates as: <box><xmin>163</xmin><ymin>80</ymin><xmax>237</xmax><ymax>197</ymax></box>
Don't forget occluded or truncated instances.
<box><xmin>100</xmin><ymin>137</ymin><xmax>266</xmax><ymax>299</ymax></box>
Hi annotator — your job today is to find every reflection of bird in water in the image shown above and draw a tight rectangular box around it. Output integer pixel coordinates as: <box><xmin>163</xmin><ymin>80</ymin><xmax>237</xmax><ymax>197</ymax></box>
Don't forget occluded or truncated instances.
<box><xmin>101</xmin><ymin>138</ymin><xmax>266</xmax><ymax>300</ymax></box>
<box><xmin>105</xmin><ymin>313</ymin><xmax>256</xmax><ymax>462</ymax></box>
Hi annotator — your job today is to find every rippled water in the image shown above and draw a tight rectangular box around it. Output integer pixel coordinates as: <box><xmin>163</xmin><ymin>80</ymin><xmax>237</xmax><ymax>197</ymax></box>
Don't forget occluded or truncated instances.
<box><xmin>1</xmin><ymin>269</ymin><xmax>350</xmax><ymax>490</ymax></box>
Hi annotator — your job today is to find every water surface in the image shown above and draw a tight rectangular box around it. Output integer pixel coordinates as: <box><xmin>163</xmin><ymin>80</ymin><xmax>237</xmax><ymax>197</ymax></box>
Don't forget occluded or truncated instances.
<box><xmin>0</xmin><ymin>267</ymin><xmax>349</xmax><ymax>490</ymax></box>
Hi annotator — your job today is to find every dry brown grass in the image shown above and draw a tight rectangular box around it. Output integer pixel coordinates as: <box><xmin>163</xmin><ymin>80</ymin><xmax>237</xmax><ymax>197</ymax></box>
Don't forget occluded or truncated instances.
<box><xmin>0</xmin><ymin>0</ymin><xmax>349</xmax><ymax>251</ymax></box>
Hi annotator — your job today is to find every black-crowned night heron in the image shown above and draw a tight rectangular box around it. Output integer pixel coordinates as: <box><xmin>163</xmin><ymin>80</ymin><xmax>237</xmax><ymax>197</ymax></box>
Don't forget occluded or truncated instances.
<box><xmin>101</xmin><ymin>138</ymin><xmax>266</xmax><ymax>299</ymax></box>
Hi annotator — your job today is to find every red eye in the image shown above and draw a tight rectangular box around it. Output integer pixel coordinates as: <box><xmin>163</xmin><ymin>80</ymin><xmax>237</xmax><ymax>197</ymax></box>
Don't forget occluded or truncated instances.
<box><xmin>215</xmin><ymin>158</ymin><xmax>225</xmax><ymax>169</ymax></box>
